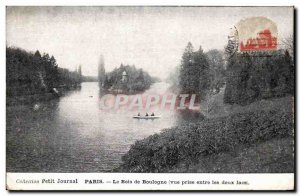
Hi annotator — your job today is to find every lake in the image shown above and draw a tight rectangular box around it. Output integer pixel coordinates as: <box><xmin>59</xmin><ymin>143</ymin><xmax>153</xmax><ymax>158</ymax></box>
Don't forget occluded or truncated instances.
<box><xmin>7</xmin><ymin>82</ymin><xmax>203</xmax><ymax>172</ymax></box>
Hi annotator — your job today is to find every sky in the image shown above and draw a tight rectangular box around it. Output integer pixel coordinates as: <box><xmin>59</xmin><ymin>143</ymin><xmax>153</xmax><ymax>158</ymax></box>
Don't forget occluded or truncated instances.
<box><xmin>6</xmin><ymin>6</ymin><xmax>294</xmax><ymax>79</ymax></box>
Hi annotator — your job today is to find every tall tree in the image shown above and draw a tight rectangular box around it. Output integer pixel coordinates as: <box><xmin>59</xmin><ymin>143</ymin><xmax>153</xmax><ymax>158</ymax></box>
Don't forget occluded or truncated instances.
<box><xmin>179</xmin><ymin>42</ymin><xmax>211</xmax><ymax>100</ymax></box>
<box><xmin>179</xmin><ymin>42</ymin><xmax>195</xmax><ymax>94</ymax></box>
<box><xmin>78</xmin><ymin>65</ymin><xmax>82</xmax><ymax>83</ymax></box>
<box><xmin>34</xmin><ymin>50</ymin><xmax>41</xmax><ymax>58</ymax></box>
<box><xmin>194</xmin><ymin>46</ymin><xmax>210</xmax><ymax>99</ymax></box>
<box><xmin>98</xmin><ymin>55</ymin><xmax>105</xmax><ymax>88</ymax></box>
<box><xmin>206</xmin><ymin>49</ymin><xmax>225</xmax><ymax>93</ymax></box>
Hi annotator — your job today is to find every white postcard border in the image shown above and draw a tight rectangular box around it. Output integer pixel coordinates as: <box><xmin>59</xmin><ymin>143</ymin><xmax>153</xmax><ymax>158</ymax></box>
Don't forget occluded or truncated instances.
<box><xmin>6</xmin><ymin>173</ymin><xmax>294</xmax><ymax>191</ymax></box>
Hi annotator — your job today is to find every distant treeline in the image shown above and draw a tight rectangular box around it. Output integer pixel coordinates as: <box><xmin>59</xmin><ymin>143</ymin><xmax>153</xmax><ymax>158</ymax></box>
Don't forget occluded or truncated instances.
<box><xmin>99</xmin><ymin>64</ymin><xmax>157</xmax><ymax>93</ymax></box>
<box><xmin>7</xmin><ymin>47</ymin><xmax>82</xmax><ymax>96</ymax></box>
<box><xmin>82</xmin><ymin>75</ymin><xmax>98</xmax><ymax>82</ymax></box>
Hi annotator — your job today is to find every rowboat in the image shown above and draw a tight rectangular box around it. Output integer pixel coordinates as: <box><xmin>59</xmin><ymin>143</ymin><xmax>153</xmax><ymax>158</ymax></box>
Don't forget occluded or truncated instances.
<box><xmin>133</xmin><ymin>115</ymin><xmax>161</xmax><ymax>119</ymax></box>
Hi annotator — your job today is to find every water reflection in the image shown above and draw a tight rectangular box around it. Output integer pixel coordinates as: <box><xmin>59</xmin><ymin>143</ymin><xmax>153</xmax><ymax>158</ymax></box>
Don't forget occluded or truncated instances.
<box><xmin>7</xmin><ymin>82</ymin><xmax>204</xmax><ymax>172</ymax></box>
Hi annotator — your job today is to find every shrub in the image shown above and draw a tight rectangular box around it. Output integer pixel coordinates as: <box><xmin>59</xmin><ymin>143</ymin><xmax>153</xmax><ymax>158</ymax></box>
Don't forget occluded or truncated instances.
<box><xmin>118</xmin><ymin>108</ymin><xmax>293</xmax><ymax>172</ymax></box>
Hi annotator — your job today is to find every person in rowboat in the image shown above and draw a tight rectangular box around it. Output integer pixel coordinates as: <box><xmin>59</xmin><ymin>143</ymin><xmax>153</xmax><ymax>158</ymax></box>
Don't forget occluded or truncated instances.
<box><xmin>151</xmin><ymin>112</ymin><xmax>155</xmax><ymax>116</ymax></box>
<box><xmin>145</xmin><ymin>113</ymin><xmax>149</xmax><ymax>116</ymax></box>
<box><xmin>137</xmin><ymin>113</ymin><xmax>140</xmax><ymax>116</ymax></box>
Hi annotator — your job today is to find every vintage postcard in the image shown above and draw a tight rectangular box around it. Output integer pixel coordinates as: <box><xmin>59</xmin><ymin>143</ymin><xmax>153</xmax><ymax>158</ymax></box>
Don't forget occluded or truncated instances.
<box><xmin>6</xmin><ymin>6</ymin><xmax>295</xmax><ymax>191</ymax></box>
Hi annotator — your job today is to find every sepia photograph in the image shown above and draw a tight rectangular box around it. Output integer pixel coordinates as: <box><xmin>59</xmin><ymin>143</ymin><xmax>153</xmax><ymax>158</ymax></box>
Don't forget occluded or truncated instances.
<box><xmin>5</xmin><ymin>6</ymin><xmax>295</xmax><ymax>190</ymax></box>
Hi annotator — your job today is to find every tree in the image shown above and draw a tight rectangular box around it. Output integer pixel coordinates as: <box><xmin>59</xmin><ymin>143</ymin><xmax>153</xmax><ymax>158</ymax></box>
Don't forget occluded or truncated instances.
<box><xmin>194</xmin><ymin>46</ymin><xmax>210</xmax><ymax>99</ymax></box>
<box><xmin>179</xmin><ymin>42</ymin><xmax>195</xmax><ymax>94</ymax></box>
<box><xmin>6</xmin><ymin>46</ymin><xmax>82</xmax><ymax>96</ymax></box>
<box><xmin>98</xmin><ymin>55</ymin><xmax>105</xmax><ymax>88</ymax></box>
<box><xmin>224</xmin><ymin>50</ymin><xmax>294</xmax><ymax>105</ymax></box>
<box><xmin>179</xmin><ymin>42</ymin><xmax>211</xmax><ymax>100</ymax></box>
<box><xmin>206</xmin><ymin>49</ymin><xmax>225</xmax><ymax>93</ymax></box>
<box><xmin>34</xmin><ymin>50</ymin><xmax>41</xmax><ymax>58</ymax></box>
<box><xmin>282</xmin><ymin>34</ymin><xmax>294</xmax><ymax>58</ymax></box>
<box><xmin>78</xmin><ymin>65</ymin><xmax>82</xmax><ymax>83</ymax></box>
<box><xmin>223</xmin><ymin>53</ymin><xmax>241</xmax><ymax>104</ymax></box>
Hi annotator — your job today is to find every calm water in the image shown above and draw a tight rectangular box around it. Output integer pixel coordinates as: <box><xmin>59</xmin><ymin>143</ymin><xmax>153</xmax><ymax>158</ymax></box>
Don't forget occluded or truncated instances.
<box><xmin>7</xmin><ymin>82</ymin><xmax>200</xmax><ymax>172</ymax></box>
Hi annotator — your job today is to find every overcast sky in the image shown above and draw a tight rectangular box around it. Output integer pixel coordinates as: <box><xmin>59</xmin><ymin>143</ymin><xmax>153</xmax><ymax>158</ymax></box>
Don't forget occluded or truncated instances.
<box><xmin>6</xmin><ymin>6</ymin><xmax>293</xmax><ymax>79</ymax></box>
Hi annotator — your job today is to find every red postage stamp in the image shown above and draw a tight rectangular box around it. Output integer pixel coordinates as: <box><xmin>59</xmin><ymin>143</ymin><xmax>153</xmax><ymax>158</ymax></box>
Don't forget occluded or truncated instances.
<box><xmin>236</xmin><ymin>16</ymin><xmax>278</xmax><ymax>51</ymax></box>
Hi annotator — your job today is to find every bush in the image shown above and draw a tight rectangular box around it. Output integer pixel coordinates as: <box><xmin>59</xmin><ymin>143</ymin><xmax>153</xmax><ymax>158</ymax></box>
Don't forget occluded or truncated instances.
<box><xmin>118</xmin><ymin>108</ymin><xmax>293</xmax><ymax>172</ymax></box>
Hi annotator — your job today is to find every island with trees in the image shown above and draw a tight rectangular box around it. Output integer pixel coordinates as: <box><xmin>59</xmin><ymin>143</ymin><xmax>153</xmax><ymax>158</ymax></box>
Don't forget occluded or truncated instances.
<box><xmin>98</xmin><ymin>55</ymin><xmax>157</xmax><ymax>94</ymax></box>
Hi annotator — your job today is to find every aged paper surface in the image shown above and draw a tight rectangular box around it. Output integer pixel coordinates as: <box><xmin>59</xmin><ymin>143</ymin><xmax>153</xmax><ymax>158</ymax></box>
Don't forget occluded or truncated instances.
<box><xmin>6</xmin><ymin>6</ymin><xmax>294</xmax><ymax>191</ymax></box>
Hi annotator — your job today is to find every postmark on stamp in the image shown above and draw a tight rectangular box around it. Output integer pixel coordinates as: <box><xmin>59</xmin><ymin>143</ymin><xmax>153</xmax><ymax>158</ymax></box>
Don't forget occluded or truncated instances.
<box><xmin>226</xmin><ymin>16</ymin><xmax>278</xmax><ymax>57</ymax></box>
<box><xmin>225</xmin><ymin>26</ymin><xmax>239</xmax><ymax>58</ymax></box>
<box><xmin>236</xmin><ymin>16</ymin><xmax>278</xmax><ymax>52</ymax></box>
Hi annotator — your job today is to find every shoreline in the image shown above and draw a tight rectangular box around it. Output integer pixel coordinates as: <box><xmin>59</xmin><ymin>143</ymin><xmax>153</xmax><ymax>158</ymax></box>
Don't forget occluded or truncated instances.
<box><xmin>115</xmin><ymin>95</ymin><xmax>294</xmax><ymax>173</ymax></box>
<box><xmin>6</xmin><ymin>86</ymin><xmax>81</xmax><ymax>106</ymax></box>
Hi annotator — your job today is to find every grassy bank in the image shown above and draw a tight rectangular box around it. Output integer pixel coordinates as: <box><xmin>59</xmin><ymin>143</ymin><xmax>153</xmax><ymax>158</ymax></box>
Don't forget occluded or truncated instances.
<box><xmin>117</xmin><ymin>96</ymin><xmax>294</xmax><ymax>173</ymax></box>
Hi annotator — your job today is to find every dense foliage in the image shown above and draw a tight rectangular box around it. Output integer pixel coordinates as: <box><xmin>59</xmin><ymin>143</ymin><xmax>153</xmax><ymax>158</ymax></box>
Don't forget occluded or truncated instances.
<box><xmin>224</xmin><ymin>50</ymin><xmax>294</xmax><ymax>105</ymax></box>
<box><xmin>102</xmin><ymin>64</ymin><xmax>156</xmax><ymax>93</ymax></box>
<box><xmin>169</xmin><ymin>42</ymin><xmax>225</xmax><ymax>100</ymax></box>
<box><xmin>172</xmin><ymin>42</ymin><xmax>294</xmax><ymax>105</ymax></box>
<box><xmin>179</xmin><ymin>43</ymin><xmax>210</xmax><ymax>100</ymax></box>
<box><xmin>6</xmin><ymin>47</ymin><xmax>81</xmax><ymax>96</ymax></box>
